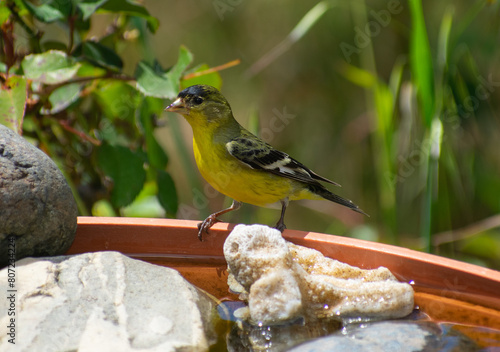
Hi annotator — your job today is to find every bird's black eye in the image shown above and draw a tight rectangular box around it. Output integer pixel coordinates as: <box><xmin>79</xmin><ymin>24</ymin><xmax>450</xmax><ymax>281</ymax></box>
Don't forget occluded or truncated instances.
<box><xmin>193</xmin><ymin>96</ymin><xmax>203</xmax><ymax>105</ymax></box>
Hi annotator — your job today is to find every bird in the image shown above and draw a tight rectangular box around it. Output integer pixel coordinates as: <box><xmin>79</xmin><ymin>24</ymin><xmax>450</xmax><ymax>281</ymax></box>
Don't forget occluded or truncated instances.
<box><xmin>165</xmin><ymin>84</ymin><xmax>367</xmax><ymax>240</ymax></box>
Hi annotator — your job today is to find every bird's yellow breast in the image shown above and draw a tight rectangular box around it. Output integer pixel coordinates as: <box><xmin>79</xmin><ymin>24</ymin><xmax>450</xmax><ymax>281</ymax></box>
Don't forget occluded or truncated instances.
<box><xmin>192</xmin><ymin>136</ymin><xmax>307</xmax><ymax>207</ymax></box>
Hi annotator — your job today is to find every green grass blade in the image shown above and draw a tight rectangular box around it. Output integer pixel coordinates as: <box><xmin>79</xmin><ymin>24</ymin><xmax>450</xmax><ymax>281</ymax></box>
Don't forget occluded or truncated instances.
<box><xmin>246</xmin><ymin>1</ymin><xmax>333</xmax><ymax>76</ymax></box>
<box><xmin>422</xmin><ymin>118</ymin><xmax>443</xmax><ymax>252</ymax></box>
<box><xmin>409</xmin><ymin>0</ymin><xmax>435</xmax><ymax>127</ymax></box>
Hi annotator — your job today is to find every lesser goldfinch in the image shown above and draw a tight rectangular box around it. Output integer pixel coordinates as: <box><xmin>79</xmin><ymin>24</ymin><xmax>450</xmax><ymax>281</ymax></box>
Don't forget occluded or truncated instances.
<box><xmin>166</xmin><ymin>85</ymin><xmax>367</xmax><ymax>240</ymax></box>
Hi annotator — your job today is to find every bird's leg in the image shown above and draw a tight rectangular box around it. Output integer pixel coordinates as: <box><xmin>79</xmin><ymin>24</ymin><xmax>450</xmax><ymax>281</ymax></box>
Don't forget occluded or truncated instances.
<box><xmin>198</xmin><ymin>200</ymin><xmax>241</xmax><ymax>241</ymax></box>
<box><xmin>274</xmin><ymin>198</ymin><xmax>289</xmax><ymax>232</ymax></box>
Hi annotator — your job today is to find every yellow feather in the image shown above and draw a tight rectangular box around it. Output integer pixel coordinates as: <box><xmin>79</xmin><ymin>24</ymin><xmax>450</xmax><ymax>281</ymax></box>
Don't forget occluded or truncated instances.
<box><xmin>191</xmin><ymin>119</ymin><xmax>310</xmax><ymax>207</ymax></box>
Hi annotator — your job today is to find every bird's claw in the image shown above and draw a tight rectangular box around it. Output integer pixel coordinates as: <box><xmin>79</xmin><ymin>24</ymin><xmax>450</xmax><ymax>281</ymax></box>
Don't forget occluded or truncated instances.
<box><xmin>197</xmin><ymin>215</ymin><xmax>220</xmax><ymax>241</ymax></box>
<box><xmin>274</xmin><ymin>222</ymin><xmax>287</xmax><ymax>233</ymax></box>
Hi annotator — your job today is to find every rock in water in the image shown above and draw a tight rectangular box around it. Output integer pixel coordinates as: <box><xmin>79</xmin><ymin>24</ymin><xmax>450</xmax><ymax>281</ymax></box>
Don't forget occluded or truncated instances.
<box><xmin>0</xmin><ymin>252</ymin><xmax>218</xmax><ymax>351</ymax></box>
<box><xmin>224</xmin><ymin>224</ymin><xmax>414</xmax><ymax>325</ymax></box>
<box><xmin>287</xmin><ymin>321</ymin><xmax>479</xmax><ymax>352</ymax></box>
<box><xmin>0</xmin><ymin>125</ymin><xmax>77</xmax><ymax>267</ymax></box>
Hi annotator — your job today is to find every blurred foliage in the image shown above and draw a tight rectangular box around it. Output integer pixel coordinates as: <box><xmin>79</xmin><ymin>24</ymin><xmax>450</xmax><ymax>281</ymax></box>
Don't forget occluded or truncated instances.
<box><xmin>2</xmin><ymin>0</ymin><xmax>500</xmax><ymax>269</ymax></box>
<box><xmin>0</xmin><ymin>0</ymin><xmax>226</xmax><ymax>219</ymax></box>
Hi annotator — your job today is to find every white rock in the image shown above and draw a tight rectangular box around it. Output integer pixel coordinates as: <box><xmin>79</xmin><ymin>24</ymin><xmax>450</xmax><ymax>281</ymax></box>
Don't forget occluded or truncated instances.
<box><xmin>224</xmin><ymin>224</ymin><xmax>291</xmax><ymax>291</ymax></box>
<box><xmin>224</xmin><ymin>225</ymin><xmax>414</xmax><ymax>324</ymax></box>
<box><xmin>0</xmin><ymin>252</ymin><xmax>217</xmax><ymax>351</ymax></box>
<box><xmin>248</xmin><ymin>269</ymin><xmax>302</xmax><ymax>323</ymax></box>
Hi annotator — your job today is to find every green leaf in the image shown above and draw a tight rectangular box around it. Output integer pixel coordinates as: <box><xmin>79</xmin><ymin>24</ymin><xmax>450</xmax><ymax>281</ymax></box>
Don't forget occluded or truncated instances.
<box><xmin>166</xmin><ymin>45</ymin><xmax>193</xmax><ymax>87</ymax></box>
<box><xmin>437</xmin><ymin>7</ymin><xmax>453</xmax><ymax>70</ymax></box>
<box><xmin>48</xmin><ymin>0</ymin><xmax>73</xmax><ymax>17</ymax></box>
<box><xmin>135</xmin><ymin>61</ymin><xmax>175</xmax><ymax>98</ymax></box>
<box><xmin>157</xmin><ymin>170</ymin><xmax>178</xmax><ymax>216</ymax></box>
<box><xmin>340</xmin><ymin>63</ymin><xmax>377</xmax><ymax>88</ymax></box>
<box><xmin>121</xmin><ymin>182</ymin><xmax>165</xmax><ymax>217</ymax></box>
<box><xmin>100</xmin><ymin>0</ymin><xmax>159</xmax><ymax>33</ymax></box>
<box><xmin>94</xmin><ymin>81</ymin><xmax>139</xmax><ymax>121</ymax></box>
<box><xmin>22</xmin><ymin>50</ymin><xmax>81</xmax><ymax>84</ymax></box>
<box><xmin>73</xmin><ymin>41</ymin><xmax>123</xmax><ymax>72</ymax></box>
<box><xmin>138</xmin><ymin>97</ymin><xmax>168</xmax><ymax>169</ymax></box>
<box><xmin>121</xmin><ymin>195</ymin><xmax>165</xmax><ymax>217</ymax></box>
<box><xmin>41</xmin><ymin>40</ymin><xmax>68</xmax><ymax>52</ymax></box>
<box><xmin>41</xmin><ymin>83</ymin><xmax>82</xmax><ymax>115</ymax></box>
<box><xmin>409</xmin><ymin>0</ymin><xmax>435</xmax><ymax>127</ymax></box>
<box><xmin>181</xmin><ymin>64</ymin><xmax>222</xmax><ymax>90</ymax></box>
<box><xmin>374</xmin><ymin>82</ymin><xmax>394</xmax><ymax>137</ymax></box>
<box><xmin>135</xmin><ymin>46</ymin><xmax>193</xmax><ymax>98</ymax></box>
<box><xmin>0</xmin><ymin>3</ymin><xmax>11</xmax><ymax>25</ymax></box>
<box><xmin>74</xmin><ymin>15</ymin><xmax>91</xmax><ymax>31</ymax></box>
<box><xmin>0</xmin><ymin>76</ymin><xmax>27</xmax><ymax>134</ymax></box>
<box><xmin>21</xmin><ymin>0</ymin><xmax>65</xmax><ymax>23</ymax></box>
<box><xmin>77</xmin><ymin>0</ymin><xmax>108</xmax><ymax>20</ymax></box>
<box><xmin>91</xmin><ymin>199</ymin><xmax>117</xmax><ymax>217</ymax></box>
<box><xmin>97</xmin><ymin>142</ymin><xmax>146</xmax><ymax>208</ymax></box>
<box><xmin>76</xmin><ymin>61</ymin><xmax>107</xmax><ymax>77</ymax></box>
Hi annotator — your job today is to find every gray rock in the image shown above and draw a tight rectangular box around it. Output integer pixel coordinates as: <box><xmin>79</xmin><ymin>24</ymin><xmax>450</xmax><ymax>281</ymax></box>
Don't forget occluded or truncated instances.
<box><xmin>0</xmin><ymin>124</ymin><xmax>77</xmax><ymax>267</ymax></box>
<box><xmin>287</xmin><ymin>321</ymin><xmax>479</xmax><ymax>352</ymax></box>
<box><xmin>0</xmin><ymin>251</ymin><xmax>218</xmax><ymax>351</ymax></box>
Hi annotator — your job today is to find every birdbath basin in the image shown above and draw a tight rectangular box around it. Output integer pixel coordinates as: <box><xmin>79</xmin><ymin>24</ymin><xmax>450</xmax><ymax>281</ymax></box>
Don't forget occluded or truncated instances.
<box><xmin>66</xmin><ymin>217</ymin><xmax>500</xmax><ymax>349</ymax></box>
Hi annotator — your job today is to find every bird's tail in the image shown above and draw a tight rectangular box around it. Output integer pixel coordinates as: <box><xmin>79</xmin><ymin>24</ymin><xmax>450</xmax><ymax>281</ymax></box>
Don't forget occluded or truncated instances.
<box><xmin>308</xmin><ymin>184</ymin><xmax>369</xmax><ymax>216</ymax></box>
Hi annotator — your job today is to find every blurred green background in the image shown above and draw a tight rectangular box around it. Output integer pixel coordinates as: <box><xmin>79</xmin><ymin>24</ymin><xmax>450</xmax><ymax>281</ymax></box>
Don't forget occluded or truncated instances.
<box><xmin>1</xmin><ymin>0</ymin><xmax>499</xmax><ymax>269</ymax></box>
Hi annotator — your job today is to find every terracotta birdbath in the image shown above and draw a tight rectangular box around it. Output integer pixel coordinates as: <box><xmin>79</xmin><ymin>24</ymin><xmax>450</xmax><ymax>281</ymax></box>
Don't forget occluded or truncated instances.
<box><xmin>66</xmin><ymin>217</ymin><xmax>500</xmax><ymax>344</ymax></box>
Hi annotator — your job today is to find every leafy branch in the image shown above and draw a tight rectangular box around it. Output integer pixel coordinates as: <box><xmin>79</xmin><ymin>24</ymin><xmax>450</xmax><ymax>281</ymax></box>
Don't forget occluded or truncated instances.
<box><xmin>0</xmin><ymin>0</ymin><xmax>238</xmax><ymax>219</ymax></box>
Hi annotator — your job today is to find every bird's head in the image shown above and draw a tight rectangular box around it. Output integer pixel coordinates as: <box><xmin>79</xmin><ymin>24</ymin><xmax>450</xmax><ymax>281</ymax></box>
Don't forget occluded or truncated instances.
<box><xmin>165</xmin><ymin>85</ymin><xmax>233</xmax><ymax>125</ymax></box>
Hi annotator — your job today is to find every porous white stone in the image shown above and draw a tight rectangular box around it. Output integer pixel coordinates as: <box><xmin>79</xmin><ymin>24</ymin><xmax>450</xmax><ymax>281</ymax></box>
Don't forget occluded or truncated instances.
<box><xmin>224</xmin><ymin>225</ymin><xmax>414</xmax><ymax>324</ymax></box>
<box><xmin>224</xmin><ymin>224</ymin><xmax>291</xmax><ymax>291</ymax></box>
<box><xmin>248</xmin><ymin>269</ymin><xmax>302</xmax><ymax>322</ymax></box>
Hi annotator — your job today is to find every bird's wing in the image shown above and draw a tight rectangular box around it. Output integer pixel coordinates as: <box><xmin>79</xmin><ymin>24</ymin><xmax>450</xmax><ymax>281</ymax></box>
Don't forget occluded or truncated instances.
<box><xmin>226</xmin><ymin>133</ymin><xmax>340</xmax><ymax>186</ymax></box>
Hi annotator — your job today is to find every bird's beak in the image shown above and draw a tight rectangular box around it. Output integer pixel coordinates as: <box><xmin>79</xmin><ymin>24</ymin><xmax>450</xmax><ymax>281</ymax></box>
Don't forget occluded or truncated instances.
<box><xmin>165</xmin><ymin>97</ymin><xmax>188</xmax><ymax>114</ymax></box>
